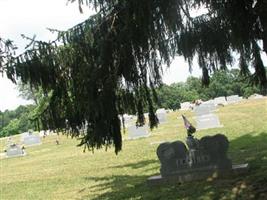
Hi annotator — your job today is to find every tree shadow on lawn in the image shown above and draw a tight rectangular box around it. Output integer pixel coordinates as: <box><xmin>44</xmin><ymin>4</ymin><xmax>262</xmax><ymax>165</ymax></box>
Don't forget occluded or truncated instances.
<box><xmin>110</xmin><ymin>159</ymin><xmax>158</xmax><ymax>170</ymax></box>
<box><xmin>82</xmin><ymin>132</ymin><xmax>267</xmax><ymax>200</ymax></box>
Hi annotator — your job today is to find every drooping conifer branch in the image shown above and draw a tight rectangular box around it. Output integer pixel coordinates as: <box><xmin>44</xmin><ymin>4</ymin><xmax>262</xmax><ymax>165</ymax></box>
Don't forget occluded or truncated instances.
<box><xmin>2</xmin><ymin>0</ymin><xmax>267</xmax><ymax>153</ymax></box>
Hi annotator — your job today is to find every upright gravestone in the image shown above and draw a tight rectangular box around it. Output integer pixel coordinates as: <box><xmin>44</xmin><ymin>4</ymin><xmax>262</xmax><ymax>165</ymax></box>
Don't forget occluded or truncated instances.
<box><xmin>226</xmin><ymin>95</ymin><xmax>242</xmax><ymax>104</ymax></box>
<box><xmin>147</xmin><ymin>134</ymin><xmax>248</xmax><ymax>185</ymax></box>
<box><xmin>214</xmin><ymin>97</ymin><xmax>227</xmax><ymax>106</ymax></box>
<box><xmin>156</xmin><ymin>108</ymin><xmax>167</xmax><ymax>123</ymax></box>
<box><xmin>195</xmin><ymin>114</ymin><xmax>223</xmax><ymax>130</ymax></box>
<box><xmin>120</xmin><ymin>114</ymin><xmax>135</xmax><ymax>128</ymax></box>
<box><xmin>248</xmin><ymin>93</ymin><xmax>264</xmax><ymax>100</ymax></box>
<box><xmin>39</xmin><ymin>130</ymin><xmax>50</xmax><ymax>137</ymax></box>
<box><xmin>128</xmin><ymin>125</ymin><xmax>149</xmax><ymax>139</ymax></box>
<box><xmin>23</xmin><ymin>133</ymin><xmax>42</xmax><ymax>146</ymax></box>
<box><xmin>194</xmin><ymin>104</ymin><xmax>222</xmax><ymax>130</ymax></box>
<box><xmin>194</xmin><ymin>103</ymin><xmax>216</xmax><ymax>116</ymax></box>
<box><xmin>6</xmin><ymin>144</ymin><xmax>26</xmax><ymax>158</ymax></box>
<box><xmin>180</xmin><ymin>102</ymin><xmax>193</xmax><ymax>111</ymax></box>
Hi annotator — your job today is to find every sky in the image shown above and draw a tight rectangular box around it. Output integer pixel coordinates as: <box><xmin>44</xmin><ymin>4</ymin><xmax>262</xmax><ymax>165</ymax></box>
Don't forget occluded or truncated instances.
<box><xmin>0</xmin><ymin>0</ymin><xmax>265</xmax><ymax>111</ymax></box>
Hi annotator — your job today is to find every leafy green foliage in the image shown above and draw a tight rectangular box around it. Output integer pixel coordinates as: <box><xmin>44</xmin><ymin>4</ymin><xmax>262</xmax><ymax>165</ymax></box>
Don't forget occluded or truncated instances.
<box><xmin>0</xmin><ymin>105</ymin><xmax>35</xmax><ymax>137</ymax></box>
<box><xmin>156</xmin><ymin>69</ymin><xmax>263</xmax><ymax>110</ymax></box>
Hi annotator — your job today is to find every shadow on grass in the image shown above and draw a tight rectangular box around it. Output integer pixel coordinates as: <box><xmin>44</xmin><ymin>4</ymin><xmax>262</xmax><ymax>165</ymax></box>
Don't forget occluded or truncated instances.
<box><xmin>110</xmin><ymin>159</ymin><xmax>157</xmax><ymax>169</ymax></box>
<box><xmin>82</xmin><ymin>132</ymin><xmax>267</xmax><ymax>200</ymax></box>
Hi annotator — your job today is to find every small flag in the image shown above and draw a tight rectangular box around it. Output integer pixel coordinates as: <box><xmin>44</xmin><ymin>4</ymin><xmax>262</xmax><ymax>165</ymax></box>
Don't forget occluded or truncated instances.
<box><xmin>181</xmin><ymin>115</ymin><xmax>196</xmax><ymax>136</ymax></box>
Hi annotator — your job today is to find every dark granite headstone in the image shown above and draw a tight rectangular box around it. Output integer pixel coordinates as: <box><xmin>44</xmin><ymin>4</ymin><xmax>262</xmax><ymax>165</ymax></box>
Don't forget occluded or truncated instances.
<box><xmin>148</xmin><ymin>134</ymin><xmax>248</xmax><ymax>185</ymax></box>
<box><xmin>154</xmin><ymin>134</ymin><xmax>233</xmax><ymax>178</ymax></box>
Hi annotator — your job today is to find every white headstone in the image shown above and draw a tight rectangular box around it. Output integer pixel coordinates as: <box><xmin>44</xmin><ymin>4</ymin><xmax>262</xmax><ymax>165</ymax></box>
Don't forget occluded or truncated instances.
<box><xmin>180</xmin><ymin>102</ymin><xmax>193</xmax><ymax>111</ymax></box>
<box><xmin>39</xmin><ymin>130</ymin><xmax>45</xmax><ymax>137</ymax></box>
<box><xmin>196</xmin><ymin>114</ymin><xmax>223</xmax><ymax>130</ymax></box>
<box><xmin>6</xmin><ymin>144</ymin><xmax>26</xmax><ymax>158</ymax></box>
<box><xmin>120</xmin><ymin>114</ymin><xmax>135</xmax><ymax>128</ymax></box>
<box><xmin>20</xmin><ymin>132</ymin><xmax>30</xmax><ymax>142</ymax></box>
<box><xmin>214</xmin><ymin>97</ymin><xmax>227</xmax><ymax>106</ymax></box>
<box><xmin>128</xmin><ymin>125</ymin><xmax>149</xmax><ymax>139</ymax></box>
<box><xmin>23</xmin><ymin>134</ymin><xmax>42</xmax><ymax>146</ymax></box>
<box><xmin>227</xmin><ymin>95</ymin><xmax>242</xmax><ymax>104</ymax></box>
<box><xmin>248</xmin><ymin>93</ymin><xmax>264</xmax><ymax>99</ymax></box>
<box><xmin>156</xmin><ymin>108</ymin><xmax>167</xmax><ymax>123</ymax></box>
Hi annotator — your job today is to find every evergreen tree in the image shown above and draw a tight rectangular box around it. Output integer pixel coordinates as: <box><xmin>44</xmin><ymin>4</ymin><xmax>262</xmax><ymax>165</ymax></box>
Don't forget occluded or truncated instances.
<box><xmin>1</xmin><ymin>0</ymin><xmax>267</xmax><ymax>153</ymax></box>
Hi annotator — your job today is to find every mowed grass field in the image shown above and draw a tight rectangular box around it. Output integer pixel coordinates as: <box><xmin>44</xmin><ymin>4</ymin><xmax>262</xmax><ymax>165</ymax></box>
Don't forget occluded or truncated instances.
<box><xmin>0</xmin><ymin>98</ymin><xmax>267</xmax><ymax>200</ymax></box>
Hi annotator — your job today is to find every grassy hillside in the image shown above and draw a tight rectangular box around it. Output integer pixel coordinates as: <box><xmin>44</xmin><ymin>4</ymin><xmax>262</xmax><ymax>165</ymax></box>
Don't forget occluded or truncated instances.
<box><xmin>0</xmin><ymin>98</ymin><xmax>267</xmax><ymax>200</ymax></box>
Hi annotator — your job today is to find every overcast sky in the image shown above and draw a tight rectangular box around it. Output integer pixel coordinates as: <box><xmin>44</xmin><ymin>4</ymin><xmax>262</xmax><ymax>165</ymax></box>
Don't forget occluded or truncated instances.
<box><xmin>0</xmin><ymin>0</ymin><xmax>265</xmax><ymax>111</ymax></box>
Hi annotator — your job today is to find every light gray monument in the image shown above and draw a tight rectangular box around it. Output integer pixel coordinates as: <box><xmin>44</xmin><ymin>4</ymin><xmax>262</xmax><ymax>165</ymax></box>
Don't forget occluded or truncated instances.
<box><xmin>194</xmin><ymin>103</ymin><xmax>222</xmax><ymax>130</ymax></box>
<box><xmin>196</xmin><ymin>114</ymin><xmax>223</xmax><ymax>130</ymax></box>
<box><xmin>180</xmin><ymin>102</ymin><xmax>193</xmax><ymax>111</ymax></box>
<box><xmin>39</xmin><ymin>130</ymin><xmax>50</xmax><ymax>137</ymax></box>
<box><xmin>148</xmin><ymin>134</ymin><xmax>248</xmax><ymax>185</ymax></box>
<box><xmin>248</xmin><ymin>93</ymin><xmax>264</xmax><ymax>99</ymax></box>
<box><xmin>6</xmin><ymin>144</ymin><xmax>26</xmax><ymax>158</ymax></box>
<box><xmin>120</xmin><ymin>114</ymin><xmax>135</xmax><ymax>128</ymax></box>
<box><xmin>194</xmin><ymin>104</ymin><xmax>216</xmax><ymax>116</ymax></box>
<box><xmin>156</xmin><ymin>108</ymin><xmax>167</xmax><ymax>123</ymax></box>
<box><xmin>226</xmin><ymin>95</ymin><xmax>242</xmax><ymax>104</ymax></box>
<box><xmin>128</xmin><ymin>125</ymin><xmax>149</xmax><ymax>139</ymax></box>
<box><xmin>23</xmin><ymin>133</ymin><xmax>42</xmax><ymax>146</ymax></box>
<box><xmin>214</xmin><ymin>97</ymin><xmax>228</xmax><ymax>106</ymax></box>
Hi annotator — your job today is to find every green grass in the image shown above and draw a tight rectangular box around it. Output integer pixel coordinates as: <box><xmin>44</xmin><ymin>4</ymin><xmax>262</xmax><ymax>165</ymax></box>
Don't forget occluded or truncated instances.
<box><xmin>0</xmin><ymin>98</ymin><xmax>267</xmax><ymax>200</ymax></box>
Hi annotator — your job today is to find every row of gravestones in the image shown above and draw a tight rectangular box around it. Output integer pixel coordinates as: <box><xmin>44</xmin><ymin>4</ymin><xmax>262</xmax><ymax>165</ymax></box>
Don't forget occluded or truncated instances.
<box><xmin>180</xmin><ymin>95</ymin><xmax>243</xmax><ymax>111</ymax></box>
<box><xmin>5</xmin><ymin>132</ymin><xmax>43</xmax><ymax>158</ymax></box>
<box><xmin>182</xmin><ymin>93</ymin><xmax>265</xmax><ymax>131</ymax></box>
<box><xmin>248</xmin><ymin>93</ymin><xmax>265</xmax><ymax>99</ymax></box>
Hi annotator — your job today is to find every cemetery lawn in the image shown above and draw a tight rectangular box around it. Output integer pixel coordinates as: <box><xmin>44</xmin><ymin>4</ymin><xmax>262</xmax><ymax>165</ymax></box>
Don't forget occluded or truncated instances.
<box><xmin>0</xmin><ymin>98</ymin><xmax>267</xmax><ymax>200</ymax></box>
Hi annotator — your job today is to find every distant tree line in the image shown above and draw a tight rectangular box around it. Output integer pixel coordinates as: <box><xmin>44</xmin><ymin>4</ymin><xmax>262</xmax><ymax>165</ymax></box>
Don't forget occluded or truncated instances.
<box><xmin>156</xmin><ymin>69</ymin><xmax>265</xmax><ymax>110</ymax></box>
<box><xmin>0</xmin><ymin>105</ymin><xmax>35</xmax><ymax>137</ymax></box>
<box><xmin>0</xmin><ymin>68</ymin><xmax>265</xmax><ymax>138</ymax></box>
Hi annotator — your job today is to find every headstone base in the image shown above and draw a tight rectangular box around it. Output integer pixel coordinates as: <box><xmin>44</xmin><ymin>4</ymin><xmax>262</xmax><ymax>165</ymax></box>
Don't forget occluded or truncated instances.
<box><xmin>147</xmin><ymin>163</ymin><xmax>248</xmax><ymax>186</ymax></box>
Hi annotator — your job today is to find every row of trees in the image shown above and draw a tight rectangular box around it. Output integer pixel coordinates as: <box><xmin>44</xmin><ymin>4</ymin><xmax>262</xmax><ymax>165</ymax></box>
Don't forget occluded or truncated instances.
<box><xmin>157</xmin><ymin>69</ymin><xmax>265</xmax><ymax>110</ymax></box>
<box><xmin>0</xmin><ymin>105</ymin><xmax>35</xmax><ymax>137</ymax></box>
<box><xmin>1</xmin><ymin>68</ymin><xmax>263</xmax><ymax>138</ymax></box>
